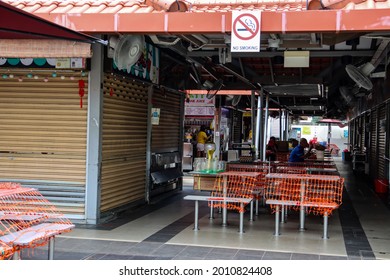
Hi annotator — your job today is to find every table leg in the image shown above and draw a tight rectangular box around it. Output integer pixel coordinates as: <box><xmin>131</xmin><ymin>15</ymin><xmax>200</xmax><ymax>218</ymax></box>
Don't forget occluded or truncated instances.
<box><xmin>222</xmin><ymin>175</ymin><xmax>228</xmax><ymax>226</ymax></box>
<box><xmin>274</xmin><ymin>205</ymin><xmax>280</xmax><ymax>236</ymax></box>
<box><xmin>209</xmin><ymin>201</ymin><xmax>214</xmax><ymax>220</ymax></box>
<box><xmin>322</xmin><ymin>211</ymin><xmax>329</xmax><ymax>239</ymax></box>
<box><xmin>12</xmin><ymin>250</ymin><xmax>20</xmax><ymax>260</ymax></box>
<box><xmin>281</xmin><ymin>204</ymin><xmax>285</xmax><ymax>223</ymax></box>
<box><xmin>284</xmin><ymin>205</ymin><xmax>288</xmax><ymax>221</ymax></box>
<box><xmin>299</xmin><ymin>205</ymin><xmax>306</xmax><ymax>231</ymax></box>
<box><xmin>193</xmin><ymin>200</ymin><xmax>199</xmax><ymax>231</ymax></box>
<box><xmin>249</xmin><ymin>200</ymin><xmax>254</xmax><ymax>221</ymax></box>
<box><xmin>255</xmin><ymin>198</ymin><xmax>259</xmax><ymax>216</ymax></box>
<box><xmin>239</xmin><ymin>202</ymin><xmax>245</xmax><ymax>233</ymax></box>
<box><xmin>222</xmin><ymin>205</ymin><xmax>228</xmax><ymax>227</ymax></box>
<box><xmin>299</xmin><ymin>180</ymin><xmax>306</xmax><ymax>231</ymax></box>
<box><xmin>48</xmin><ymin>237</ymin><xmax>55</xmax><ymax>260</ymax></box>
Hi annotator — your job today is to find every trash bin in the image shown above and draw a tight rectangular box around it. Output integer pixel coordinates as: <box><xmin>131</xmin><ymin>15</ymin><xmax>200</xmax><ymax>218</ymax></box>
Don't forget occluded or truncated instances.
<box><xmin>342</xmin><ymin>151</ymin><xmax>351</xmax><ymax>161</ymax></box>
<box><xmin>374</xmin><ymin>179</ymin><xmax>389</xmax><ymax>194</ymax></box>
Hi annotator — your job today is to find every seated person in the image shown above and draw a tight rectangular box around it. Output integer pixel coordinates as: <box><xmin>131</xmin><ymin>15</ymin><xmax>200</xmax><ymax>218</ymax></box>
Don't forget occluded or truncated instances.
<box><xmin>266</xmin><ymin>136</ymin><xmax>278</xmax><ymax>161</ymax></box>
<box><xmin>288</xmin><ymin>138</ymin><xmax>313</xmax><ymax>162</ymax></box>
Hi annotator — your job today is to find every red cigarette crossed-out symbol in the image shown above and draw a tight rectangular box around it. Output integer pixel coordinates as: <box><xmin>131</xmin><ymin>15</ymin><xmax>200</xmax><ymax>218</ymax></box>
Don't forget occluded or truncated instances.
<box><xmin>233</xmin><ymin>13</ymin><xmax>259</xmax><ymax>41</ymax></box>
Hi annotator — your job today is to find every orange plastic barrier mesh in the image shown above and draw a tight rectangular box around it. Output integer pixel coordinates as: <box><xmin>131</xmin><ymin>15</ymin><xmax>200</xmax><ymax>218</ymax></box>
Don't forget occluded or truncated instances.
<box><xmin>209</xmin><ymin>174</ymin><xmax>257</xmax><ymax>213</ymax></box>
<box><xmin>0</xmin><ymin>182</ymin><xmax>74</xmax><ymax>255</ymax></box>
<box><xmin>275</xmin><ymin>152</ymin><xmax>290</xmax><ymax>162</ymax></box>
<box><xmin>227</xmin><ymin>164</ymin><xmax>270</xmax><ymax>173</ymax></box>
<box><xmin>227</xmin><ymin>164</ymin><xmax>268</xmax><ymax>197</ymax></box>
<box><xmin>275</xmin><ymin>166</ymin><xmax>307</xmax><ymax>174</ymax></box>
<box><xmin>0</xmin><ymin>240</ymin><xmax>13</xmax><ymax>260</ymax></box>
<box><xmin>265</xmin><ymin>174</ymin><xmax>344</xmax><ymax>216</ymax></box>
<box><xmin>276</xmin><ymin>162</ymin><xmax>337</xmax><ymax>172</ymax></box>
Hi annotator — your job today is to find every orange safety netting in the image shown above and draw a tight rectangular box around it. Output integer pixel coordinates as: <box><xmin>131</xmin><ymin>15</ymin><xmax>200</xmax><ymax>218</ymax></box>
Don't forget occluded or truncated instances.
<box><xmin>277</xmin><ymin>161</ymin><xmax>336</xmax><ymax>169</ymax></box>
<box><xmin>227</xmin><ymin>163</ymin><xmax>270</xmax><ymax>173</ymax></box>
<box><xmin>0</xmin><ymin>240</ymin><xmax>13</xmax><ymax>260</ymax></box>
<box><xmin>227</xmin><ymin>164</ymin><xmax>268</xmax><ymax>198</ymax></box>
<box><xmin>209</xmin><ymin>173</ymin><xmax>257</xmax><ymax>213</ymax></box>
<box><xmin>265</xmin><ymin>174</ymin><xmax>344</xmax><ymax>216</ymax></box>
<box><xmin>0</xmin><ymin>182</ymin><xmax>74</xmax><ymax>255</ymax></box>
<box><xmin>274</xmin><ymin>166</ymin><xmax>308</xmax><ymax>174</ymax></box>
<box><xmin>275</xmin><ymin>152</ymin><xmax>290</xmax><ymax>162</ymax></box>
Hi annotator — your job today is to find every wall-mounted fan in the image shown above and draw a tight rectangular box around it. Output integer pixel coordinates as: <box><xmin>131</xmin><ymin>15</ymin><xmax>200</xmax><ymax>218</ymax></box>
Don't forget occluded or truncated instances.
<box><xmin>345</xmin><ymin>63</ymin><xmax>374</xmax><ymax>91</ymax></box>
<box><xmin>231</xmin><ymin>95</ymin><xmax>242</xmax><ymax>106</ymax></box>
<box><xmin>109</xmin><ymin>35</ymin><xmax>145</xmax><ymax>72</ymax></box>
<box><xmin>204</xmin><ymin>79</ymin><xmax>224</xmax><ymax>99</ymax></box>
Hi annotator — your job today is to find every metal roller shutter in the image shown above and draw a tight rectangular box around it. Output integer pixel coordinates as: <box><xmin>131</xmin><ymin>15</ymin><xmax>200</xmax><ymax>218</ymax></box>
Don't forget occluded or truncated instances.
<box><xmin>378</xmin><ymin>105</ymin><xmax>387</xmax><ymax>179</ymax></box>
<box><xmin>149</xmin><ymin>88</ymin><xmax>184</xmax><ymax>198</ymax></box>
<box><xmin>0</xmin><ymin>70</ymin><xmax>88</xmax><ymax>219</ymax></box>
<box><xmin>100</xmin><ymin>74</ymin><xmax>148</xmax><ymax>213</ymax></box>
<box><xmin>360</xmin><ymin>115</ymin><xmax>365</xmax><ymax>149</ymax></box>
<box><xmin>369</xmin><ymin>109</ymin><xmax>378</xmax><ymax>178</ymax></box>
<box><xmin>151</xmin><ymin>88</ymin><xmax>183</xmax><ymax>152</ymax></box>
<box><xmin>232</xmin><ymin>110</ymin><xmax>242</xmax><ymax>143</ymax></box>
<box><xmin>349</xmin><ymin>119</ymin><xmax>355</xmax><ymax>149</ymax></box>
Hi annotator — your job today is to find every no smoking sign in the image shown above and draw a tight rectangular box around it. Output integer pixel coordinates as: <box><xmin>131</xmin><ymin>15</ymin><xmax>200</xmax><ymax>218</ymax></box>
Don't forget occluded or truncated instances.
<box><xmin>231</xmin><ymin>11</ymin><xmax>261</xmax><ymax>52</ymax></box>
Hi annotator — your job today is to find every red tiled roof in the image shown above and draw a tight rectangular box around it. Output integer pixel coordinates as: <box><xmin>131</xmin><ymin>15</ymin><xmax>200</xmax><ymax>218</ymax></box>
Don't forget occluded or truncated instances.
<box><xmin>189</xmin><ymin>0</ymin><xmax>307</xmax><ymax>12</ymax></box>
<box><xmin>4</xmin><ymin>1</ymin><xmax>390</xmax><ymax>34</ymax></box>
<box><xmin>5</xmin><ymin>1</ymin><xmax>155</xmax><ymax>14</ymax></box>
<box><xmin>4</xmin><ymin>0</ymin><xmax>390</xmax><ymax>14</ymax></box>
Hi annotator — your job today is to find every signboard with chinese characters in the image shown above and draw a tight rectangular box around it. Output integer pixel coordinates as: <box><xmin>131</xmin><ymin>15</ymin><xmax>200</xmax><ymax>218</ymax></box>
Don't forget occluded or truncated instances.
<box><xmin>186</xmin><ymin>94</ymin><xmax>215</xmax><ymax>107</ymax></box>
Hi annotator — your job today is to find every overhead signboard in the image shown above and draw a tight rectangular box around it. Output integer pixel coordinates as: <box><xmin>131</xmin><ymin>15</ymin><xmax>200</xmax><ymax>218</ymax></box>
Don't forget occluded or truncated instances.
<box><xmin>231</xmin><ymin>10</ymin><xmax>261</xmax><ymax>53</ymax></box>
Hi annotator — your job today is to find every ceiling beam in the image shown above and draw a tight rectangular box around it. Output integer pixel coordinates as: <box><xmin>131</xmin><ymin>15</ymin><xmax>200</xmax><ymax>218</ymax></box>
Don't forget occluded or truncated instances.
<box><xmin>218</xmin><ymin>63</ymin><xmax>257</xmax><ymax>89</ymax></box>
<box><xmin>32</xmin><ymin>9</ymin><xmax>390</xmax><ymax>34</ymax></box>
<box><xmin>187</xmin><ymin>50</ymin><xmax>375</xmax><ymax>58</ymax></box>
<box><xmin>254</xmin><ymin>75</ymin><xmax>323</xmax><ymax>85</ymax></box>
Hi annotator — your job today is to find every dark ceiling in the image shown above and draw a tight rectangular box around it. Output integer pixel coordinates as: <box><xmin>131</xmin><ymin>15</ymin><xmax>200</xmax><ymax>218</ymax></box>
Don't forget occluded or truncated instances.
<box><xmin>154</xmin><ymin>31</ymin><xmax>390</xmax><ymax>120</ymax></box>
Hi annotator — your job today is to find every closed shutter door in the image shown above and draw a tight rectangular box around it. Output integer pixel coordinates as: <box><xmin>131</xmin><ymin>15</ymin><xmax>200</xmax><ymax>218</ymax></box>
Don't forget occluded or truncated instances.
<box><xmin>378</xmin><ymin>105</ymin><xmax>387</xmax><ymax>179</ymax></box>
<box><xmin>369</xmin><ymin>109</ymin><xmax>378</xmax><ymax>178</ymax></box>
<box><xmin>232</xmin><ymin>110</ymin><xmax>242</xmax><ymax>143</ymax></box>
<box><xmin>349</xmin><ymin>119</ymin><xmax>355</xmax><ymax>149</ymax></box>
<box><xmin>100</xmin><ymin>74</ymin><xmax>148</xmax><ymax>213</ymax></box>
<box><xmin>0</xmin><ymin>70</ymin><xmax>88</xmax><ymax>219</ymax></box>
<box><xmin>151</xmin><ymin>88</ymin><xmax>183</xmax><ymax>152</ymax></box>
<box><xmin>360</xmin><ymin>115</ymin><xmax>365</xmax><ymax>149</ymax></box>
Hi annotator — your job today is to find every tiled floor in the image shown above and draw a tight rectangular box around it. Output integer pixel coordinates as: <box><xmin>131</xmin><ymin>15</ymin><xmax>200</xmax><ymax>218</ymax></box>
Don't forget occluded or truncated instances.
<box><xmin>20</xmin><ymin>158</ymin><xmax>390</xmax><ymax>260</ymax></box>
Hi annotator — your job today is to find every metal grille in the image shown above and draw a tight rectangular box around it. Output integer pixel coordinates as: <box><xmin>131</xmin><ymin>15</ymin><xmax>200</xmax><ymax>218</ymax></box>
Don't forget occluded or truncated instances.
<box><xmin>232</xmin><ymin>110</ymin><xmax>242</xmax><ymax>144</ymax></box>
<box><xmin>378</xmin><ymin>105</ymin><xmax>387</xmax><ymax>179</ymax></box>
<box><xmin>100</xmin><ymin>74</ymin><xmax>148</xmax><ymax>213</ymax></box>
<box><xmin>151</xmin><ymin>88</ymin><xmax>183</xmax><ymax>153</ymax></box>
<box><xmin>369</xmin><ymin>109</ymin><xmax>378</xmax><ymax>178</ymax></box>
<box><xmin>0</xmin><ymin>70</ymin><xmax>88</xmax><ymax>219</ymax></box>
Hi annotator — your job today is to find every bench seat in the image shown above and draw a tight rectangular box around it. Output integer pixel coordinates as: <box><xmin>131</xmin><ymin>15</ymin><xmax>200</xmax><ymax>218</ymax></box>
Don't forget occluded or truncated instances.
<box><xmin>266</xmin><ymin>198</ymin><xmax>340</xmax><ymax>239</ymax></box>
<box><xmin>0</xmin><ymin>223</ymin><xmax>74</xmax><ymax>260</ymax></box>
<box><xmin>184</xmin><ymin>195</ymin><xmax>252</xmax><ymax>233</ymax></box>
<box><xmin>184</xmin><ymin>195</ymin><xmax>252</xmax><ymax>204</ymax></box>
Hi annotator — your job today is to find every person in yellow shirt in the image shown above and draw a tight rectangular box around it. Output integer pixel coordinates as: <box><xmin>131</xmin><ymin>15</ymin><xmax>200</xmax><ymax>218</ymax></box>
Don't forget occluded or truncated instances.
<box><xmin>248</xmin><ymin>129</ymin><xmax>252</xmax><ymax>141</ymax></box>
<box><xmin>196</xmin><ymin>125</ymin><xmax>210</xmax><ymax>157</ymax></box>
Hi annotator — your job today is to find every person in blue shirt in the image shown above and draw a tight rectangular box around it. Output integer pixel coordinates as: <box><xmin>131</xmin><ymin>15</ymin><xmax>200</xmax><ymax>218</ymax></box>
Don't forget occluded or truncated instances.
<box><xmin>288</xmin><ymin>138</ymin><xmax>313</xmax><ymax>162</ymax></box>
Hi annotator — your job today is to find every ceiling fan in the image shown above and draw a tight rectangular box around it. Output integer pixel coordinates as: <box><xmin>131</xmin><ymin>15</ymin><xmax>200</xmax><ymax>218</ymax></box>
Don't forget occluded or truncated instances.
<box><xmin>203</xmin><ymin>79</ymin><xmax>224</xmax><ymax>99</ymax></box>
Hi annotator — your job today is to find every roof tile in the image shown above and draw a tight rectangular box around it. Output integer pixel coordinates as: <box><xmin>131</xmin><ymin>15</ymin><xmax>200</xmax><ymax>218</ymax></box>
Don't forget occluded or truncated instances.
<box><xmin>4</xmin><ymin>0</ymin><xmax>390</xmax><ymax>15</ymax></box>
<box><xmin>117</xmin><ymin>5</ymin><xmax>146</xmax><ymax>13</ymax></box>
